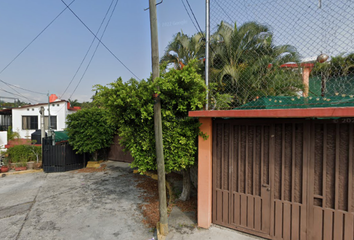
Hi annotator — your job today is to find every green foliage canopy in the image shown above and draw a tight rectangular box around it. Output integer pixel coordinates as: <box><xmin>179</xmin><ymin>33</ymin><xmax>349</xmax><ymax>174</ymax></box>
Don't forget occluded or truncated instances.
<box><xmin>95</xmin><ymin>60</ymin><xmax>206</xmax><ymax>173</ymax></box>
<box><xmin>66</xmin><ymin>108</ymin><xmax>115</xmax><ymax>156</ymax></box>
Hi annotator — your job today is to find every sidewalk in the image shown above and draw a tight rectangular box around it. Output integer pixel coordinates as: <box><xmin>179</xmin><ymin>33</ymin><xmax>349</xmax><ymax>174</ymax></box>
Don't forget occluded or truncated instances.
<box><xmin>165</xmin><ymin>206</ymin><xmax>263</xmax><ymax>240</ymax></box>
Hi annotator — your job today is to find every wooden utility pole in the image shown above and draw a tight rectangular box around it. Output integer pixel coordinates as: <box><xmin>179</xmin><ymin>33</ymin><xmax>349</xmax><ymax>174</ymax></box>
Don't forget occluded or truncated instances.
<box><xmin>148</xmin><ymin>0</ymin><xmax>168</xmax><ymax>236</ymax></box>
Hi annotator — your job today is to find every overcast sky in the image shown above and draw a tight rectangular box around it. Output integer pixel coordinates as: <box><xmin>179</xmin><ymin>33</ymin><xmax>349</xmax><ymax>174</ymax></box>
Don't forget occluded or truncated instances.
<box><xmin>0</xmin><ymin>0</ymin><xmax>205</xmax><ymax>104</ymax></box>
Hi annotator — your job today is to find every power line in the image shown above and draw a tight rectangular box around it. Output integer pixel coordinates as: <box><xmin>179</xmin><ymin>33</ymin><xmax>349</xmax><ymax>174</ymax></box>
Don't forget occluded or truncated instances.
<box><xmin>0</xmin><ymin>78</ymin><xmax>36</xmax><ymax>103</ymax></box>
<box><xmin>0</xmin><ymin>88</ymin><xmax>36</xmax><ymax>103</ymax></box>
<box><xmin>0</xmin><ymin>0</ymin><xmax>75</xmax><ymax>101</ymax></box>
<box><xmin>214</xmin><ymin>0</ymin><xmax>233</xmax><ymax>24</ymax></box>
<box><xmin>60</xmin><ymin>0</ymin><xmax>116</xmax><ymax>99</ymax></box>
<box><xmin>69</xmin><ymin>0</ymin><xmax>119</xmax><ymax>100</ymax></box>
<box><xmin>60</xmin><ymin>0</ymin><xmax>141</xmax><ymax>80</ymax></box>
<box><xmin>0</xmin><ymin>0</ymin><xmax>76</xmax><ymax>76</ymax></box>
<box><xmin>185</xmin><ymin>0</ymin><xmax>203</xmax><ymax>34</ymax></box>
<box><xmin>180</xmin><ymin>0</ymin><xmax>200</xmax><ymax>34</ymax></box>
<box><xmin>0</xmin><ymin>79</ymin><xmax>46</xmax><ymax>95</ymax></box>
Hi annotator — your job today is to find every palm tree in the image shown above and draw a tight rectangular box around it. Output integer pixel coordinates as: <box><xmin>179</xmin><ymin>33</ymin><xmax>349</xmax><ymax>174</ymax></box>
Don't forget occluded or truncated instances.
<box><xmin>160</xmin><ymin>32</ymin><xmax>205</xmax><ymax>70</ymax></box>
<box><xmin>210</xmin><ymin>21</ymin><xmax>303</xmax><ymax>108</ymax></box>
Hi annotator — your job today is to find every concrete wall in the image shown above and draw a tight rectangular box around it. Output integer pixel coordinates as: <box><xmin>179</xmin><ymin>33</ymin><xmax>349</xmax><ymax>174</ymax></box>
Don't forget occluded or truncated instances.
<box><xmin>0</xmin><ymin>131</ymin><xmax>7</xmax><ymax>149</ymax></box>
<box><xmin>198</xmin><ymin>117</ymin><xmax>213</xmax><ymax>229</ymax></box>
<box><xmin>12</xmin><ymin>101</ymin><xmax>76</xmax><ymax>139</ymax></box>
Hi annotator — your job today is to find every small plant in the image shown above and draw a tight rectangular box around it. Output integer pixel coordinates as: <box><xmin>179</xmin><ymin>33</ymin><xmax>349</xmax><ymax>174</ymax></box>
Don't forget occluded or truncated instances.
<box><xmin>18</xmin><ymin>162</ymin><xmax>27</xmax><ymax>167</ymax></box>
<box><xmin>2</xmin><ymin>156</ymin><xmax>9</xmax><ymax>167</ymax></box>
<box><xmin>7</xmin><ymin>126</ymin><xmax>20</xmax><ymax>141</ymax></box>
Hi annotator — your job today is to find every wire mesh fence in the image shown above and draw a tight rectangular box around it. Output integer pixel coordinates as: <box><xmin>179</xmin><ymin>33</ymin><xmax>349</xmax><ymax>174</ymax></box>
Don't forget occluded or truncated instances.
<box><xmin>208</xmin><ymin>0</ymin><xmax>354</xmax><ymax>110</ymax></box>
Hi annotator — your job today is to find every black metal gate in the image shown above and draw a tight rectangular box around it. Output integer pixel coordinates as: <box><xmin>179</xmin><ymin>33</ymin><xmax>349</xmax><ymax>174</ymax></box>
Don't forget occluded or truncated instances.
<box><xmin>42</xmin><ymin>137</ymin><xmax>86</xmax><ymax>173</ymax></box>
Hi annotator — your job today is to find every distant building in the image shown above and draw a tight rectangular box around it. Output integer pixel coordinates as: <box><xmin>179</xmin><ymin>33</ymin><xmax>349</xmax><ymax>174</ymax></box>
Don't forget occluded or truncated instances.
<box><xmin>11</xmin><ymin>94</ymin><xmax>80</xmax><ymax>139</ymax></box>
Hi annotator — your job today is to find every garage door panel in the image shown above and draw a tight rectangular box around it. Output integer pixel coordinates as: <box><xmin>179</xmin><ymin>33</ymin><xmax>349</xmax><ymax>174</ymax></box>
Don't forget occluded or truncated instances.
<box><xmin>213</xmin><ymin>119</ymin><xmax>354</xmax><ymax>240</ymax></box>
<box><xmin>344</xmin><ymin>213</ymin><xmax>354</xmax><ymax>240</ymax></box>
<box><xmin>291</xmin><ymin>204</ymin><xmax>300</xmax><ymax>240</ymax></box>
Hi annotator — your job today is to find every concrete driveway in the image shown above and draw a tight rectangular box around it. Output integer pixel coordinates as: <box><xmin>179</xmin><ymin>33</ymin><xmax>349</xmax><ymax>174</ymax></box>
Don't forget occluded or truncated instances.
<box><xmin>0</xmin><ymin>162</ymin><xmax>153</xmax><ymax>240</ymax></box>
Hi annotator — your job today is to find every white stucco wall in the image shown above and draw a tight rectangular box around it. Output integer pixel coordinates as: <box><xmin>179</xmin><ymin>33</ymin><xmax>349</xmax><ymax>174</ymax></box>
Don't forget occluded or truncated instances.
<box><xmin>0</xmin><ymin>131</ymin><xmax>7</xmax><ymax>149</ymax></box>
<box><xmin>12</xmin><ymin>101</ymin><xmax>76</xmax><ymax>139</ymax></box>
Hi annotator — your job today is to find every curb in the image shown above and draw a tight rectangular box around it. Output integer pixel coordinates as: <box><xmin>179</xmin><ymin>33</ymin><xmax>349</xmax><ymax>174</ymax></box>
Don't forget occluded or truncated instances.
<box><xmin>2</xmin><ymin>169</ymin><xmax>43</xmax><ymax>176</ymax></box>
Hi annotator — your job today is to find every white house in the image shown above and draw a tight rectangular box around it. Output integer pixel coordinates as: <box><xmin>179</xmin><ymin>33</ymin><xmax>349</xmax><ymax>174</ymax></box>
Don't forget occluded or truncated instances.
<box><xmin>11</xmin><ymin>95</ymin><xmax>80</xmax><ymax>139</ymax></box>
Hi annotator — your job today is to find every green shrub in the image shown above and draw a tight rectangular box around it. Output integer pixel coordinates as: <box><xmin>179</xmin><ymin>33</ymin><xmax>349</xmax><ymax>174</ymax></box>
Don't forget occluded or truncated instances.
<box><xmin>7</xmin><ymin>126</ymin><xmax>20</xmax><ymax>141</ymax></box>
<box><xmin>7</xmin><ymin>145</ymin><xmax>42</xmax><ymax>163</ymax></box>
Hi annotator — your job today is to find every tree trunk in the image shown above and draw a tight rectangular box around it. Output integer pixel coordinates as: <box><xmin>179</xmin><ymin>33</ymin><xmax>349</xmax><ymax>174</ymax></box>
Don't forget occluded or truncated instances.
<box><xmin>179</xmin><ymin>168</ymin><xmax>191</xmax><ymax>201</ymax></box>
<box><xmin>93</xmin><ymin>151</ymin><xmax>98</xmax><ymax>161</ymax></box>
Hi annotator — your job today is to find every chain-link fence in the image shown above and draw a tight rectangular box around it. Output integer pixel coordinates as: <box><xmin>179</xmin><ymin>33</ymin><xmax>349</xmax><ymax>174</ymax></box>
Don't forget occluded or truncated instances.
<box><xmin>208</xmin><ymin>0</ymin><xmax>354</xmax><ymax>110</ymax></box>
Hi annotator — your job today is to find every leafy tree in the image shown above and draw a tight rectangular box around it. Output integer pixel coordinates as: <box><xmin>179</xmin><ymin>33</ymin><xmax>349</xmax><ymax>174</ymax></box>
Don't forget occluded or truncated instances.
<box><xmin>66</xmin><ymin>107</ymin><xmax>115</xmax><ymax>161</ymax></box>
<box><xmin>311</xmin><ymin>53</ymin><xmax>354</xmax><ymax>77</ymax></box>
<box><xmin>210</xmin><ymin>21</ymin><xmax>303</xmax><ymax>108</ymax></box>
<box><xmin>95</xmin><ymin>60</ymin><xmax>206</xmax><ymax>200</ymax></box>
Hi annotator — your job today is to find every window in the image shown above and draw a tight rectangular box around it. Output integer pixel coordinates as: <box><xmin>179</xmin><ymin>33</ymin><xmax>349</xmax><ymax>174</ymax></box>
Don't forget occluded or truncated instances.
<box><xmin>22</xmin><ymin>116</ymin><xmax>38</xmax><ymax>130</ymax></box>
<box><xmin>44</xmin><ymin>116</ymin><xmax>57</xmax><ymax>130</ymax></box>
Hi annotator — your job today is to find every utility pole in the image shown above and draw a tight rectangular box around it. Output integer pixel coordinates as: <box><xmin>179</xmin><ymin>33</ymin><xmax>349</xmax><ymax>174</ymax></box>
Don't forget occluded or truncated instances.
<box><xmin>39</xmin><ymin>106</ymin><xmax>45</xmax><ymax>143</ymax></box>
<box><xmin>47</xmin><ymin>93</ymin><xmax>51</xmax><ymax>137</ymax></box>
<box><xmin>148</xmin><ymin>0</ymin><xmax>168</xmax><ymax>236</ymax></box>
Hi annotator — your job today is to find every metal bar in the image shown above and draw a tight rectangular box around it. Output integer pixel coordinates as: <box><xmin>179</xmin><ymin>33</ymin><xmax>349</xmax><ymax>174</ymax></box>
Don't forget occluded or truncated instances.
<box><xmin>238</xmin><ymin>125</ymin><xmax>241</xmax><ymax>192</ymax></box>
<box><xmin>260</xmin><ymin>126</ymin><xmax>264</xmax><ymax>187</ymax></box>
<box><xmin>348</xmin><ymin>124</ymin><xmax>353</xmax><ymax>212</ymax></box>
<box><xmin>281</xmin><ymin>124</ymin><xmax>285</xmax><ymax>201</ymax></box>
<box><xmin>212</xmin><ymin>122</ymin><xmax>217</xmax><ymax>223</ymax></box>
<box><xmin>229</xmin><ymin>124</ymin><xmax>233</xmax><ymax>225</ymax></box>
<box><xmin>291</xmin><ymin>124</ymin><xmax>295</xmax><ymax>203</ymax></box>
<box><xmin>335</xmin><ymin>124</ymin><xmax>340</xmax><ymax>210</ymax></box>
<box><xmin>323</xmin><ymin>124</ymin><xmax>327</xmax><ymax>208</ymax></box>
<box><xmin>305</xmin><ymin>122</ymin><xmax>312</xmax><ymax>239</ymax></box>
<box><xmin>245</xmin><ymin>126</ymin><xmax>249</xmax><ymax>194</ymax></box>
<box><xmin>205</xmin><ymin>0</ymin><xmax>210</xmax><ymax>110</ymax></box>
<box><xmin>221</xmin><ymin>123</ymin><xmax>224</xmax><ymax>191</ymax></box>
<box><xmin>253</xmin><ymin>127</ymin><xmax>256</xmax><ymax>196</ymax></box>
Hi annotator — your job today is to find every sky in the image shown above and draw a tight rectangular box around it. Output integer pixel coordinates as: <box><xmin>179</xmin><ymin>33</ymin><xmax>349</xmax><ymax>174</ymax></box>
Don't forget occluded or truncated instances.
<box><xmin>0</xmin><ymin>0</ymin><xmax>205</xmax><ymax>103</ymax></box>
<box><xmin>0</xmin><ymin>0</ymin><xmax>353</xmax><ymax>104</ymax></box>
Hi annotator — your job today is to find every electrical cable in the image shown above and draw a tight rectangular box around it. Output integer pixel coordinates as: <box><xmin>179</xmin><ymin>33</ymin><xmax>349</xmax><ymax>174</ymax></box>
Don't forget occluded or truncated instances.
<box><xmin>60</xmin><ymin>0</ymin><xmax>116</xmax><ymax>99</ymax></box>
<box><xmin>0</xmin><ymin>79</ymin><xmax>46</xmax><ymax>95</ymax></box>
<box><xmin>68</xmin><ymin>0</ymin><xmax>119</xmax><ymax>100</ymax></box>
<box><xmin>214</xmin><ymin>0</ymin><xmax>233</xmax><ymax>24</ymax></box>
<box><xmin>0</xmin><ymin>0</ymin><xmax>75</xmax><ymax>101</ymax></box>
<box><xmin>0</xmin><ymin>79</ymin><xmax>36</xmax><ymax>103</ymax></box>
<box><xmin>0</xmin><ymin>88</ymin><xmax>36</xmax><ymax>103</ymax></box>
<box><xmin>185</xmin><ymin>0</ymin><xmax>203</xmax><ymax>34</ymax></box>
<box><xmin>60</xmin><ymin>0</ymin><xmax>141</xmax><ymax>80</ymax></box>
<box><xmin>180</xmin><ymin>0</ymin><xmax>200</xmax><ymax>34</ymax></box>
<box><xmin>0</xmin><ymin>0</ymin><xmax>76</xmax><ymax>76</ymax></box>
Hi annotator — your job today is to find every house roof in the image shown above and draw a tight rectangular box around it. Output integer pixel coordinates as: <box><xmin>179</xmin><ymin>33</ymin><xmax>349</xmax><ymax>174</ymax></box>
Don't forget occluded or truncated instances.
<box><xmin>12</xmin><ymin>100</ymin><xmax>81</xmax><ymax>111</ymax></box>
<box><xmin>12</xmin><ymin>100</ymin><xmax>68</xmax><ymax>110</ymax></box>
<box><xmin>0</xmin><ymin>108</ymin><xmax>12</xmax><ymax>115</ymax></box>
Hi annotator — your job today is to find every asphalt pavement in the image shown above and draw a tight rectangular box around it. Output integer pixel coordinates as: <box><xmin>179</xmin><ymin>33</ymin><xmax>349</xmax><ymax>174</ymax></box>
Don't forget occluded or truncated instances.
<box><xmin>0</xmin><ymin>162</ymin><xmax>153</xmax><ymax>240</ymax></box>
<box><xmin>0</xmin><ymin>161</ymin><xmax>260</xmax><ymax>240</ymax></box>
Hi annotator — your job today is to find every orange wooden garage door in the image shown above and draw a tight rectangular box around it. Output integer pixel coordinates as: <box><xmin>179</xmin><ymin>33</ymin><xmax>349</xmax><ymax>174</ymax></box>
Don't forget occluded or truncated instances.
<box><xmin>212</xmin><ymin>119</ymin><xmax>354</xmax><ymax>240</ymax></box>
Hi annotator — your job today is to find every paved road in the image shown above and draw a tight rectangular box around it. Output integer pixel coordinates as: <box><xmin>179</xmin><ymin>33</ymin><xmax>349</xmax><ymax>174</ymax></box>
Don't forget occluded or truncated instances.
<box><xmin>0</xmin><ymin>162</ymin><xmax>153</xmax><ymax>240</ymax></box>
<box><xmin>0</xmin><ymin>161</ymin><xmax>261</xmax><ymax>240</ymax></box>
